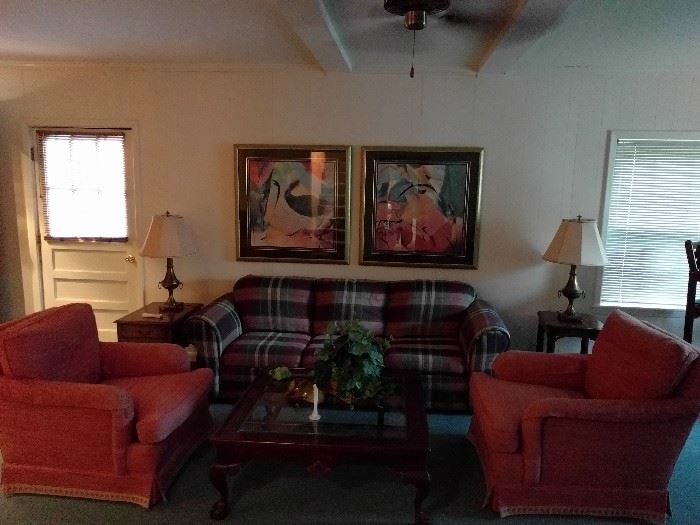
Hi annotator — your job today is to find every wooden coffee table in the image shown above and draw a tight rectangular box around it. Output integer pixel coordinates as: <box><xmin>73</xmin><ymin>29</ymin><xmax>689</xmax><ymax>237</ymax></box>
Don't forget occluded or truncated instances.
<box><xmin>209</xmin><ymin>371</ymin><xmax>430</xmax><ymax>524</ymax></box>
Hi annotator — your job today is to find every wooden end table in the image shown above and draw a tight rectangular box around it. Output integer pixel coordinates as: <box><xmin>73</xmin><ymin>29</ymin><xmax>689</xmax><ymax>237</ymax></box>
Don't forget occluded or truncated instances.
<box><xmin>536</xmin><ymin>310</ymin><xmax>603</xmax><ymax>354</ymax></box>
<box><xmin>115</xmin><ymin>302</ymin><xmax>202</xmax><ymax>346</ymax></box>
<box><xmin>209</xmin><ymin>371</ymin><xmax>430</xmax><ymax>524</ymax></box>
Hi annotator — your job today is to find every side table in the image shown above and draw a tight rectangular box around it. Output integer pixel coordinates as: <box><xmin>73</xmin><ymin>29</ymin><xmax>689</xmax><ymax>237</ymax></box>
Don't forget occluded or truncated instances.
<box><xmin>536</xmin><ymin>310</ymin><xmax>603</xmax><ymax>354</ymax></box>
<box><xmin>115</xmin><ymin>302</ymin><xmax>202</xmax><ymax>347</ymax></box>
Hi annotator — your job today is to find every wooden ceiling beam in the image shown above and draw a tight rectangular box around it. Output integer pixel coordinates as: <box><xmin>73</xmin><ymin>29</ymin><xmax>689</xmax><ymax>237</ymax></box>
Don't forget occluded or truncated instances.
<box><xmin>267</xmin><ymin>0</ymin><xmax>352</xmax><ymax>73</ymax></box>
<box><xmin>475</xmin><ymin>0</ymin><xmax>574</xmax><ymax>74</ymax></box>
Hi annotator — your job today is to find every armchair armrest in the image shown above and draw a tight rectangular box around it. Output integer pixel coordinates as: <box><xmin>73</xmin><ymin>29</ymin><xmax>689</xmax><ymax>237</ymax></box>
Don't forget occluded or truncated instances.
<box><xmin>460</xmin><ymin>299</ymin><xmax>510</xmax><ymax>372</ymax></box>
<box><xmin>100</xmin><ymin>341</ymin><xmax>189</xmax><ymax>379</ymax></box>
<box><xmin>493</xmin><ymin>351</ymin><xmax>588</xmax><ymax>391</ymax></box>
<box><xmin>185</xmin><ymin>293</ymin><xmax>243</xmax><ymax>396</ymax></box>
<box><xmin>524</xmin><ymin>396</ymin><xmax>700</xmax><ymax>423</ymax></box>
<box><xmin>520</xmin><ymin>397</ymin><xmax>700</xmax><ymax>486</ymax></box>
<box><xmin>0</xmin><ymin>377</ymin><xmax>134</xmax><ymax>475</ymax></box>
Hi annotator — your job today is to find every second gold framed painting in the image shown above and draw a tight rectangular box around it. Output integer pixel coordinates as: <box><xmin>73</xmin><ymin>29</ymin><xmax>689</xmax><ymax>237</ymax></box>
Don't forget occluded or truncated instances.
<box><xmin>235</xmin><ymin>145</ymin><xmax>350</xmax><ymax>263</ymax></box>
<box><xmin>361</xmin><ymin>147</ymin><xmax>483</xmax><ymax>268</ymax></box>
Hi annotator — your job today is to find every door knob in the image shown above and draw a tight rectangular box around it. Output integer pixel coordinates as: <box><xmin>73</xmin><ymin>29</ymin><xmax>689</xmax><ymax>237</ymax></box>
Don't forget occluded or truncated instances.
<box><xmin>124</xmin><ymin>254</ymin><xmax>136</xmax><ymax>263</ymax></box>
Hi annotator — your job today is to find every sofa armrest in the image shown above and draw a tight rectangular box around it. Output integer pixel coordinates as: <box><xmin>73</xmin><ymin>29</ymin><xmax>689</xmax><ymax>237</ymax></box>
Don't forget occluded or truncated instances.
<box><xmin>0</xmin><ymin>377</ymin><xmax>134</xmax><ymax>475</ymax></box>
<box><xmin>493</xmin><ymin>351</ymin><xmax>588</xmax><ymax>391</ymax></box>
<box><xmin>520</xmin><ymin>397</ymin><xmax>700</xmax><ymax>486</ymax></box>
<box><xmin>185</xmin><ymin>293</ymin><xmax>243</xmax><ymax>396</ymax></box>
<box><xmin>100</xmin><ymin>341</ymin><xmax>189</xmax><ymax>378</ymax></box>
<box><xmin>460</xmin><ymin>299</ymin><xmax>510</xmax><ymax>373</ymax></box>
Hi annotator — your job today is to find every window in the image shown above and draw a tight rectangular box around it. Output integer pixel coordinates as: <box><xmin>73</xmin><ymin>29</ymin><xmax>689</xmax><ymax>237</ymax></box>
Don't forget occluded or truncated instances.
<box><xmin>36</xmin><ymin>129</ymin><xmax>128</xmax><ymax>241</ymax></box>
<box><xmin>599</xmin><ymin>132</ymin><xmax>700</xmax><ymax>309</ymax></box>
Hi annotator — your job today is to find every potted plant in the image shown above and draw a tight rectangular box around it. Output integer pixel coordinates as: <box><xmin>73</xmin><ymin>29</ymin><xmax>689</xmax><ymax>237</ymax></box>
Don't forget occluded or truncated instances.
<box><xmin>268</xmin><ymin>366</ymin><xmax>294</xmax><ymax>392</ymax></box>
<box><xmin>313</xmin><ymin>320</ymin><xmax>390</xmax><ymax>404</ymax></box>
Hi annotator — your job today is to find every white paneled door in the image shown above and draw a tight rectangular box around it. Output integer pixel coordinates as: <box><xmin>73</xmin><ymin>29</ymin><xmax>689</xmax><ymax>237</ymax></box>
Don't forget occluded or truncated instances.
<box><xmin>38</xmin><ymin>242</ymin><xmax>141</xmax><ymax>341</ymax></box>
<box><xmin>34</xmin><ymin>128</ymin><xmax>142</xmax><ymax>341</ymax></box>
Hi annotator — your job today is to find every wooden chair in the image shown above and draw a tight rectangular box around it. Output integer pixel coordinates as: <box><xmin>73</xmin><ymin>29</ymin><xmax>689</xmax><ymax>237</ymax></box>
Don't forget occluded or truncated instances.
<box><xmin>683</xmin><ymin>240</ymin><xmax>700</xmax><ymax>342</ymax></box>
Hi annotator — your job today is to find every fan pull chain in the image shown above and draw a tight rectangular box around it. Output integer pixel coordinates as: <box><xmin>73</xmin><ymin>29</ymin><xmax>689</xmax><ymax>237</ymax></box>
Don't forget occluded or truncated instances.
<box><xmin>410</xmin><ymin>29</ymin><xmax>416</xmax><ymax>78</ymax></box>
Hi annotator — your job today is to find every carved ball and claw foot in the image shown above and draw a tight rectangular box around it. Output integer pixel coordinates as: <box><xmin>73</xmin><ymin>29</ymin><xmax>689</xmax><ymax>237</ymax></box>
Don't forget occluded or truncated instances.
<box><xmin>397</xmin><ymin>468</ymin><xmax>431</xmax><ymax>524</ymax></box>
<box><xmin>210</xmin><ymin>463</ymin><xmax>240</xmax><ymax>520</ymax></box>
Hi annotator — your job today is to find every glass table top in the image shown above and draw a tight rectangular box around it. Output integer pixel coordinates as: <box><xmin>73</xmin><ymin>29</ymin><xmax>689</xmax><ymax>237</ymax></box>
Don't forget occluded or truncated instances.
<box><xmin>237</xmin><ymin>377</ymin><xmax>408</xmax><ymax>441</ymax></box>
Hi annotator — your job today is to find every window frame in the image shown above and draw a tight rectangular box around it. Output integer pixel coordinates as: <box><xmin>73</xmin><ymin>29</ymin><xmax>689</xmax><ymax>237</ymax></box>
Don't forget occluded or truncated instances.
<box><xmin>596</xmin><ymin>130</ymin><xmax>700</xmax><ymax>314</ymax></box>
<box><xmin>35</xmin><ymin>127</ymin><xmax>131</xmax><ymax>243</ymax></box>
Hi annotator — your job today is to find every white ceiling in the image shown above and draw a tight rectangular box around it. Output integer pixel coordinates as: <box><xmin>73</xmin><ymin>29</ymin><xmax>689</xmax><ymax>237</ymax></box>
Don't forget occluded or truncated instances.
<box><xmin>0</xmin><ymin>0</ymin><xmax>698</xmax><ymax>75</ymax></box>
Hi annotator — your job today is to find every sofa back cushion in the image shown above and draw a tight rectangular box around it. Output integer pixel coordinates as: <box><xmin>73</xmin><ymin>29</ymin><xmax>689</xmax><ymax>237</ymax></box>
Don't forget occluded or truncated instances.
<box><xmin>385</xmin><ymin>280</ymin><xmax>476</xmax><ymax>338</ymax></box>
<box><xmin>312</xmin><ymin>279</ymin><xmax>387</xmax><ymax>335</ymax></box>
<box><xmin>0</xmin><ymin>303</ymin><xmax>101</xmax><ymax>383</ymax></box>
<box><xmin>233</xmin><ymin>275</ymin><xmax>314</xmax><ymax>333</ymax></box>
<box><xmin>585</xmin><ymin>310</ymin><xmax>697</xmax><ymax>400</ymax></box>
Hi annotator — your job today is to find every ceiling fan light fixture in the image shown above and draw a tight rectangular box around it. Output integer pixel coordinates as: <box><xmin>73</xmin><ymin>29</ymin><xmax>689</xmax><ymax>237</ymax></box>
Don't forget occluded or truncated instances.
<box><xmin>384</xmin><ymin>0</ymin><xmax>450</xmax><ymax>78</ymax></box>
<box><xmin>383</xmin><ymin>0</ymin><xmax>450</xmax><ymax>17</ymax></box>
<box><xmin>404</xmin><ymin>10</ymin><xmax>426</xmax><ymax>30</ymax></box>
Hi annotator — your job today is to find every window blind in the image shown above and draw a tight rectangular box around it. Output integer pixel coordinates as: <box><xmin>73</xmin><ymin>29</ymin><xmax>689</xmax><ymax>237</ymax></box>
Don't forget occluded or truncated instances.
<box><xmin>36</xmin><ymin>130</ymin><xmax>128</xmax><ymax>241</ymax></box>
<box><xmin>600</xmin><ymin>137</ymin><xmax>700</xmax><ymax>308</ymax></box>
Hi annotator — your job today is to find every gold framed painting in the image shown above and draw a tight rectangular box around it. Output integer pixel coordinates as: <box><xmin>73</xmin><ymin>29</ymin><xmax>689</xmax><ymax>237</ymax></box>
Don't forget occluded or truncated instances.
<box><xmin>235</xmin><ymin>145</ymin><xmax>350</xmax><ymax>263</ymax></box>
<box><xmin>361</xmin><ymin>146</ymin><xmax>483</xmax><ymax>268</ymax></box>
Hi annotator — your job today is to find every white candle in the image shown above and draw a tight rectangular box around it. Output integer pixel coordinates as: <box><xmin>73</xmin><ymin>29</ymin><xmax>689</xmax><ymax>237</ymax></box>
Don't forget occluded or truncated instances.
<box><xmin>309</xmin><ymin>383</ymin><xmax>321</xmax><ymax>421</ymax></box>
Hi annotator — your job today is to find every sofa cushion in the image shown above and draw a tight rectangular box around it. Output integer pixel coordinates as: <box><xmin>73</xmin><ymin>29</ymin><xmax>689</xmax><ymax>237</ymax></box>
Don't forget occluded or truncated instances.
<box><xmin>385</xmin><ymin>338</ymin><xmax>465</xmax><ymax>374</ymax></box>
<box><xmin>221</xmin><ymin>331</ymin><xmax>310</xmax><ymax>368</ymax></box>
<box><xmin>233</xmin><ymin>275</ymin><xmax>314</xmax><ymax>333</ymax></box>
<box><xmin>385</xmin><ymin>280</ymin><xmax>476</xmax><ymax>337</ymax></box>
<box><xmin>586</xmin><ymin>310</ymin><xmax>697</xmax><ymax>400</ymax></box>
<box><xmin>300</xmin><ymin>334</ymin><xmax>330</xmax><ymax>368</ymax></box>
<box><xmin>0</xmin><ymin>303</ymin><xmax>100</xmax><ymax>383</ymax></box>
<box><xmin>470</xmin><ymin>372</ymin><xmax>585</xmax><ymax>453</ymax></box>
<box><xmin>312</xmin><ymin>279</ymin><xmax>387</xmax><ymax>335</ymax></box>
<box><xmin>103</xmin><ymin>368</ymin><xmax>213</xmax><ymax>444</ymax></box>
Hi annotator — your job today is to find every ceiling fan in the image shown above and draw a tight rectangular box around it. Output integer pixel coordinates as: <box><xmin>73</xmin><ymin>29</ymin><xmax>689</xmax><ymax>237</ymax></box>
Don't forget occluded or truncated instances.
<box><xmin>383</xmin><ymin>0</ymin><xmax>503</xmax><ymax>77</ymax></box>
<box><xmin>383</xmin><ymin>0</ymin><xmax>451</xmax><ymax>31</ymax></box>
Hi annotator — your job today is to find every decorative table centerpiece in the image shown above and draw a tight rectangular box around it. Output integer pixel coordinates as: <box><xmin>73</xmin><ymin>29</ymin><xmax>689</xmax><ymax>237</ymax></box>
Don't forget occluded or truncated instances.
<box><xmin>269</xmin><ymin>366</ymin><xmax>294</xmax><ymax>392</ymax></box>
<box><xmin>313</xmin><ymin>320</ymin><xmax>390</xmax><ymax>405</ymax></box>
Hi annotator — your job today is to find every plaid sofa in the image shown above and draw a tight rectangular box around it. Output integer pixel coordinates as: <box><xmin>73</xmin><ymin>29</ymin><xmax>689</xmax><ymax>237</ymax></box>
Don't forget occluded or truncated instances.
<box><xmin>186</xmin><ymin>275</ymin><xmax>510</xmax><ymax>410</ymax></box>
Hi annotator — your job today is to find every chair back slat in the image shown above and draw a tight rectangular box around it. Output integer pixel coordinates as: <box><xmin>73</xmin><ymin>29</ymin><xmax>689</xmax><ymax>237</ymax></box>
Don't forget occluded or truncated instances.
<box><xmin>685</xmin><ymin>240</ymin><xmax>700</xmax><ymax>273</ymax></box>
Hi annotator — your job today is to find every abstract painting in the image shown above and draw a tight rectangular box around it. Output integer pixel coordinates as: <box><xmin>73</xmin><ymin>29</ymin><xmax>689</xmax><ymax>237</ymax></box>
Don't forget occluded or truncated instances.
<box><xmin>361</xmin><ymin>147</ymin><xmax>482</xmax><ymax>268</ymax></box>
<box><xmin>236</xmin><ymin>145</ymin><xmax>350</xmax><ymax>263</ymax></box>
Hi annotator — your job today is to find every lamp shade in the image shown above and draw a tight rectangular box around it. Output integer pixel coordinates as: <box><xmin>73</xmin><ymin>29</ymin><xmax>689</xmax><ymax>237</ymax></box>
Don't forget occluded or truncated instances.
<box><xmin>543</xmin><ymin>217</ymin><xmax>607</xmax><ymax>267</ymax></box>
<box><xmin>140</xmin><ymin>212</ymin><xmax>196</xmax><ymax>258</ymax></box>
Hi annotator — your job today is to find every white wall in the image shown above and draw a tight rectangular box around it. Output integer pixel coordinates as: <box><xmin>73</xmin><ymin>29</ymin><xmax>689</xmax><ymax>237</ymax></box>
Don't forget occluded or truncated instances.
<box><xmin>1</xmin><ymin>64</ymin><xmax>699</xmax><ymax>347</ymax></box>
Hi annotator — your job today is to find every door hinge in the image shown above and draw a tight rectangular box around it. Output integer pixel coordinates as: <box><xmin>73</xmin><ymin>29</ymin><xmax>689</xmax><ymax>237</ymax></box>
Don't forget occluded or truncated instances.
<box><xmin>30</xmin><ymin>147</ymin><xmax>35</xmax><ymax>161</ymax></box>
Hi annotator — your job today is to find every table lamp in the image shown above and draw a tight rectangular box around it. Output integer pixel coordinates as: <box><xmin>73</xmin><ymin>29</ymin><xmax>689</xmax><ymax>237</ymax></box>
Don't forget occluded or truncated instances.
<box><xmin>543</xmin><ymin>216</ymin><xmax>607</xmax><ymax>322</ymax></box>
<box><xmin>140</xmin><ymin>211</ymin><xmax>196</xmax><ymax>311</ymax></box>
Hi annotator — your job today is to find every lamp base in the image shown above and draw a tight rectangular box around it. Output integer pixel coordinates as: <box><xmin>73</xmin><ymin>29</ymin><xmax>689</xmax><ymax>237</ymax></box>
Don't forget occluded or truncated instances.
<box><xmin>159</xmin><ymin>300</ymin><xmax>184</xmax><ymax>312</ymax></box>
<box><xmin>557</xmin><ymin>264</ymin><xmax>584</xmax><ymax>323</ymax></box>
<box><xmin>557</xmin><ymin>310</ymin><xmax>583</xmax><ymax>323</ymax></box>
<box><xmin>158</xmin><ymin>256</ymin><xmax>184</xmax><ymax>312</ymax></box>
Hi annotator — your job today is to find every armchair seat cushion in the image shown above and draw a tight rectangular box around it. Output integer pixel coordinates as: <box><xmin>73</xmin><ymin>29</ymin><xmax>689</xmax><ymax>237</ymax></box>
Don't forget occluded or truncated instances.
<box><xmin>384</xmin><ymin>338</ymin><xmax>465</xmax><ymax>374</ymax></box>
<box><xmin>103</xmin><ymin>368</ymin><xmax>213</xmax><ymax>444</ymax></box>
<box><xmin>470</xmin><ymin>372</ymin><xmax>585</xmax><ymax>453</ymax></box>
<box><xmin>221</xmin><ymin>331</ymin><xmax>310</xmax><ymax>368</ymax></box>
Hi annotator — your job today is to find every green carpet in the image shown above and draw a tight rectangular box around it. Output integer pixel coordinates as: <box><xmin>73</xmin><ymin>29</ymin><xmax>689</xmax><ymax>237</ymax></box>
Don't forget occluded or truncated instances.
<box><xmin>1</xmin><ymin>406</ymin><xmax>698</xmax><ymax>524</ymax></box>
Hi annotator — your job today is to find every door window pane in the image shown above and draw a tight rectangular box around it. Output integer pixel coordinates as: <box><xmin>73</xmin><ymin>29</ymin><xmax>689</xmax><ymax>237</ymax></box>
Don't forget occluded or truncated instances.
<box><xmin>37</xmin><ymin>130</ymin><xmax>128</xmax><ymax>241</ymax></box>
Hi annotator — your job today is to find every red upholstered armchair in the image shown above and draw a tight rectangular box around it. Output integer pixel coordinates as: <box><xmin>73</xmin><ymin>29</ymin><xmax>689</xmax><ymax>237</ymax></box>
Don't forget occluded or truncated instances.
<box><xmin>469</xmin><ymin>310</ymin><xmax>700</xmax><ymax>524</ymax></box>
<box><xmin>0</xmin><ymin>303</ymin><xmax>213</xmax><ymax>507</ymax></box>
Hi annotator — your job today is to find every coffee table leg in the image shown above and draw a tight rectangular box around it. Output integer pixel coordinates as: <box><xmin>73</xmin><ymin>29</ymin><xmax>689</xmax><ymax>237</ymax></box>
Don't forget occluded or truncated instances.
<box><xmin>397</xmin><ymin>468</ymin><xmax>431</xmax><ymax>524</ymax></box>
<box><xmin>210</xmin><ymin>463</ymin><xmax>240</xmax><ymax>520</ymax></box>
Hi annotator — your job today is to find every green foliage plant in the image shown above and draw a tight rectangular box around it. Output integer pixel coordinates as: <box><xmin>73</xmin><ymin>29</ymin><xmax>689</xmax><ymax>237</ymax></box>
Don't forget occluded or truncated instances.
<box><xmin>313</xmin><ymin>320</ymin><xmax>390</xmax><ymax>402</ymax></box>
<box><xmin>269</xmin><ymin>366</ymin><xmax>292</xmax><ymax>381</ymax></box>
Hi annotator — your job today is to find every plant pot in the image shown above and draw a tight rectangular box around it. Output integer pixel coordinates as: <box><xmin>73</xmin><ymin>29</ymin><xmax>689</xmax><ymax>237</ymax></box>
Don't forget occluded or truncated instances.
<box><xmin>270</xmin><ymin>378</ymin><xmax>294</xmax><ymax>393</ymax></box>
